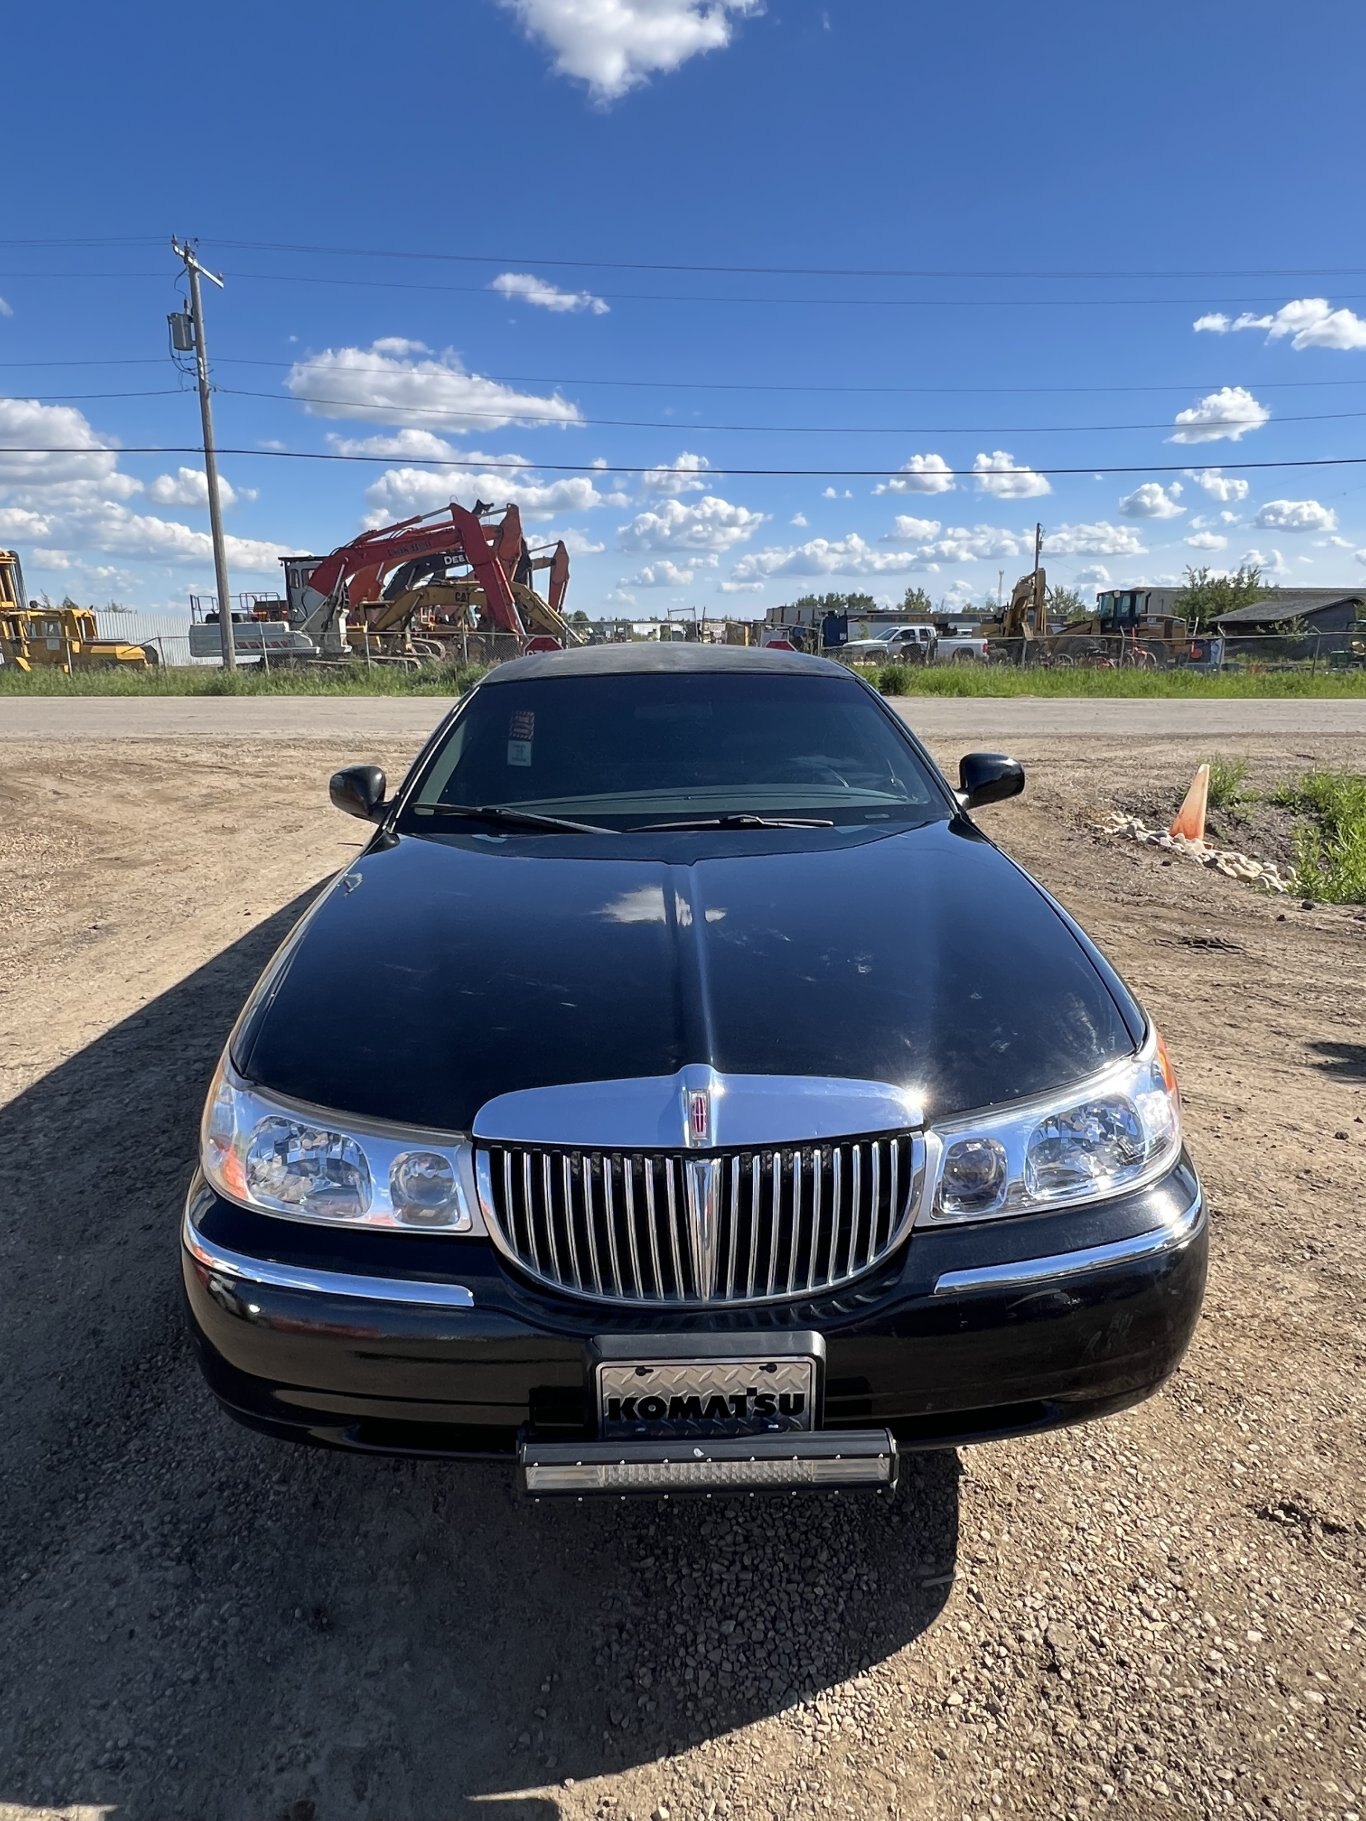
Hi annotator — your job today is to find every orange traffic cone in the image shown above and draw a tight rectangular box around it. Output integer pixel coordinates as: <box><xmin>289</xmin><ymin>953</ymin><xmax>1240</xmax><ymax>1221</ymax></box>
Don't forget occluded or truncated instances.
<box><xmin>1170</xmin><ymin>763</ymin><xmax>1210</xmax><ymax>844</ymax></box>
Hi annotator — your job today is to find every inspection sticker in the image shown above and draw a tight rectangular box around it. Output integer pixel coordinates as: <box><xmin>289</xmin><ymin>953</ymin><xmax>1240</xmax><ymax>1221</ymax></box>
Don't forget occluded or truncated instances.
<box><xmin>506</xmin><ymin>740</ymin><xmax>533</xmax><ymax>767</ymax></box>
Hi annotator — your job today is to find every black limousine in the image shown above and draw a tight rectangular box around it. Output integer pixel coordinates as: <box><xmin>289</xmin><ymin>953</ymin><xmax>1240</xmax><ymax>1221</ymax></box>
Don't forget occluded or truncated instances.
<box><xmin>182</xmin><ymin>644</ymin><xmax>1205</xmax><ymax>1497</ymax></box>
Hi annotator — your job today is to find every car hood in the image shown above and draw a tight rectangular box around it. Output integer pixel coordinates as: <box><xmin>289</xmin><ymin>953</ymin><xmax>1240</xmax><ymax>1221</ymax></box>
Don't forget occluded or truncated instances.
<box><xmin>236</xmin><ymin>821</ymin><xmax>1141</xmax><ymax>1132</ymax></box>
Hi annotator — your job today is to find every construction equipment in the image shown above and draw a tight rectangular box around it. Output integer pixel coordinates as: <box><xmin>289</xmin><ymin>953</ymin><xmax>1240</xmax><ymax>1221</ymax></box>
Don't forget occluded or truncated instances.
<box><xmin>188</xmin><ymin>502</ymin><xmax>586</xmax><ymax>666</ymax></box>
<box><xmin>983</xmin><ymin>544</ymin><xmax>1188</xmax><ymax>668</ymax></box>
<box><xmin>0</xmin><ymin>553</ymin><xmax>156</xmax><ymax>672</ymax></box>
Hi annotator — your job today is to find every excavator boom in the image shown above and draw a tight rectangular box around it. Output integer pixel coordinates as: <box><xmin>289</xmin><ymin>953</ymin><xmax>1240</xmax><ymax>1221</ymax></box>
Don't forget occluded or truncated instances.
<box><xmin>298</xmin><ymin>503</ymin><xmax>525</xmax><ymax>640</ymax></box>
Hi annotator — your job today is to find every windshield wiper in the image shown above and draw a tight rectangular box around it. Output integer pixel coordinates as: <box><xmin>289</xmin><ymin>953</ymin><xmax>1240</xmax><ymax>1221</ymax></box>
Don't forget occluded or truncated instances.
<box><xmin>416</xmin><ymin>804</ymin><xmax>612</xmax><ymax>834</ymax></box>
<box><xmin>630</xmin><ymin>813</ymin><xmax>835</xmax><ymax>831</ymax></box>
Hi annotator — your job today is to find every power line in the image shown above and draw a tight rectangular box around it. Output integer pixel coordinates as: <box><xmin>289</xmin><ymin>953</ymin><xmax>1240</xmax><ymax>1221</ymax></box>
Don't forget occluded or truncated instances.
<box><xmin>0</xmin><ymin>387</ymin><xmax>185</xmax><ymax>402</ymax></box>
<box><xmin>200</xmin><ymin>239</ymin><xmax>1366</xmax><ymax>283</ymax></box>
<box><xmin>3</xmin><ymin>269</ymin><xmax>1363</xmax><ymax>311</ymax></box>
<box><xmin>5</xmin><ymin>351</ymin><xmax>1366</xmax><ymax>399</ymax></box>
<box><xmin>9</xmin><ymin>380</ymin><xmax>1359</xmax><ymax>437</ymax></box>
<box><xmin>2</xmin><ymin>442</ymin><xmax>1363</xmax><ymax>480</ymax></box>
<box><xmin>0</xmin><ymin>234</ymin><xmax>1359</xmax><ymax>281</ymax></box>
<box><xmin>213</xmin><ymin>383</ymin><xmax>1366</xmax><ymax>437</ymax></box>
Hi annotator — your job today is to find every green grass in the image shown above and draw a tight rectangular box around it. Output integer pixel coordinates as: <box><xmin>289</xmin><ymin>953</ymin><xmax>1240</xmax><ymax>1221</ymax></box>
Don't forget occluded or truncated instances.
<box><xmin>1274</xmin><ymin>771</ymin><xmax>1366</xmax><ymax>904</ymax></box>
<box><xmin>0</xmin><ymin>662</ymin><xmax>488</xmax><ymax>697</ymax></box>
<box><xmin>1207</xmin><ymin>754</ymin><xmax>1251</xmax><ymax>811</ymax></box>
<box><xmin>865</xmin><ymin>663</ymin><xmax>1366</xmax><ymax>699</ymax></box>
<box><xmin>4</xmin><ymin>657</ymin><xmax>1365</xmax><ymax>701</ymax></box>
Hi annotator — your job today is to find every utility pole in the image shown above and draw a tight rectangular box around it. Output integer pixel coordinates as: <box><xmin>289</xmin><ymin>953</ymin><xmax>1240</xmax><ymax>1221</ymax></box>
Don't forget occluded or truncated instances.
<box><xmin>170</xmin><ymin>238</ymin><xmax>235</xmax><ymax>669</ymax></box>
<box><xmin>1032</xmin><ymin>521</ymin><xmax>1045</xmax><ymax>632</ymax></box>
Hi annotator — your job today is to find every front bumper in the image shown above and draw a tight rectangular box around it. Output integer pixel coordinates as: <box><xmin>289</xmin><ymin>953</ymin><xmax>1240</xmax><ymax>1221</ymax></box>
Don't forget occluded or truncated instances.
<box><xmin>181</xmin><ymin>1154</ymin><xmax>1206</xmax><ymax>1459</ymax></box>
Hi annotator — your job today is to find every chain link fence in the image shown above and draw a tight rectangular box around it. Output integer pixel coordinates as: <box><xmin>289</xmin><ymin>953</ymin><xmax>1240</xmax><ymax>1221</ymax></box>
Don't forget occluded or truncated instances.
<box><xmin>842</xmin><ymin>629</ymin><xmax>1365</xmax><ymax>674</ymax></box>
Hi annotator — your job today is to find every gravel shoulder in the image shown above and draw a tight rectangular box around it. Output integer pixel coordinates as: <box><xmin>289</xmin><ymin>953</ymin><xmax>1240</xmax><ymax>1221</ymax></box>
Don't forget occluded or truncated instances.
<box><xmin>1</xmin><ymin>734</ymin><xmax>1362</xmax><ymax>1821</ymax></box>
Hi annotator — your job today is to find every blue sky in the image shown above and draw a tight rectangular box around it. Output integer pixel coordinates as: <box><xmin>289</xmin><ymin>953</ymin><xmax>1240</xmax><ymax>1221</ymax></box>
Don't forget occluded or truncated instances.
<box><xmin>4</xmin><ymin>0</ymin><xmax>1366</xmax><ymax>621</ymax></box>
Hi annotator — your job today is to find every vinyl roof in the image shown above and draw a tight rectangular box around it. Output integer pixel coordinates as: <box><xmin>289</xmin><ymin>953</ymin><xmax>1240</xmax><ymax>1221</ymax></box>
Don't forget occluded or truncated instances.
<box><xmin>482</xmin><ymin>642</ymin><xmax>850</xmax><ymax>683</ymax></box>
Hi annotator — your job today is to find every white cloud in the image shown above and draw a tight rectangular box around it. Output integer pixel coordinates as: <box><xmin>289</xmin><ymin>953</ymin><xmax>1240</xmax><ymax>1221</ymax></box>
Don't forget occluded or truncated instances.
<box><xmin>0</xmin><ymin>397</ymin><xmax>140</xmax><ymax>505</ymax></box>
<box><xmin>971</xmin><ymin>451</ymin><xmax>1050</xmax><ymax>498</ymax></box>
<box><xmin>328</xmin><ymin>428</ymin><xmax>470</xmax><ymax>460</ymax></box>
<box><xmin>873</xmin><ymin>453</ymin><xmax>955</xmax><ymax>496</ymax></box>
<box><xmin>821</xmin><ymin>485</ymin><xmax>852</xmax><ymax>499</ymax></box>
<box><xmin>912</xmin><ymin>524</ymin><xmax>1033</xmax><ymax>563</ymax></box>
<box><xmin>1239</xmin><ymin>547</ymin><xmax>1290</xmax><ymax>577</ymax></box>
<box><xmin>0</xmin><ymin>398</ymin><xmax>293</xmax><ymax>582</ymax></box>
<box><xmin>1118</xmin><ymin>481</ymin><xmax>1185</xmax><ymax>520</ymax></box>
<box><xmin>285</xmin><ymin>340</ymin><xmax>581</xmax><ymax>431</ymax></box>
<box><xmin>1075</xmin><ymin>565</ymin><xmax>1111</xmax><ymax>589</ymax></box>
<box><xmin>1185</xmin><ymin>532</ymin><xmax>1228</xmax><ymax>551</ymax></box>
<box><xmin>624</xmin><ymin>556</ymin><xmax>718</xmax><ymax>587</ymax></box>
<box><xmin>717</xmin><ymin>578</ymin><xmax>765</xmax><ymax>594</ymax></box>
<box><xmin>1193</xmin><ymin>296</ymin><xmax>1366</xmax><ymax>352</ymax></box>
<box><xmin>603</xmin><ymin>588</ymin><xmax>638</xmax><ymax>608</ymax></box>
<box><xmin>1252</xmin><ymin>498</ymin><xmax>1337</xmax><ymax>533</ymax></box>
<box><xmin>497</xmin><ymin>0</ymin><xmax>760</xmax><ymax>100</ymax></box>
<box><xmin>1169</xmin><ymin>386</ymin><xmax>1269</xmax><ymax>444</ymax></box>
<box><xmin>146</xmin><ymin>467</ymin><xmax>256</xmax><ymax>510</ymax></box>
<box><xmin>1220</xmin><ymin>510</ymin><xmax>1240</xmax><ymax>525</ymax></box>
<box><xmin>617</xmin><ymin>494</ymin><xmax>766</xmax><ymax>553</ymax></box>
<box><xmin>789</xmin><ymin>512</ymin><xmax>808</xmax><ymax>527</ymax></box>
<box><xmin>553</xmin><ymin>528</ymin><xmax>607</xmax><ymax>556</ymax></box>
<box><xmin>1187</xmin><ymin>467</ymin><xmax>1250</xmax><ymax>504</ymax></box>
<box><xmin>642</xmin><ymin>451</ymin><xmax>711</xmax><ymax>494</ymax></box>
<box><xmin>1046</xmin><ymin>522</ymin><xmax>1150</xmax><ymax>557</ymax></box>
<box><xmin>363</xmin><ymin>463</ymin><xmax>620</xmax><ymax>526</ymax></box>
<box><xmin>730</xmin><ymin>533</ymin><xmax>930</xmax><ymax>581</ymax></box>
<box><xmin>490</xmin><ymin>271</ymin><xmax>609</xmax><ymax>315</ymax></box>
<box><xmin>67</xmin><ymin>504</ymin><xmax>289</xmax><ymax>573</ymax></box>
<box><xmin>883</xmin><ymin>514</ymin><xmax>942</xmax><ymax>541</ymax></box>
<box><xmin>1324</xmin><ymin>534</ymin><xmax>1354</xmax><ymax>550</ymax></box>
<box><xmin>0</xmin><ymin>505</ymin><xmax>55</xmax><ymax>541</ymax></box>
<box><xmin>0</xmin><ymin>296</ymin><xmax>12</xmax><ymax>318</ymax></box>
<box><xmin>728</xmin><ymin>517</ymin><xmax>1144</xmax><ymax>580</ymax></box>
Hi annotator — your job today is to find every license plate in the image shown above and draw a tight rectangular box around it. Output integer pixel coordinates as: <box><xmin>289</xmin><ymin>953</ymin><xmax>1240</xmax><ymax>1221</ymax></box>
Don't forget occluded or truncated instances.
<box><xmin>598</xmin><ymin>1356</ymin><xmax>816</xmax><ymax>1440</ymax></box>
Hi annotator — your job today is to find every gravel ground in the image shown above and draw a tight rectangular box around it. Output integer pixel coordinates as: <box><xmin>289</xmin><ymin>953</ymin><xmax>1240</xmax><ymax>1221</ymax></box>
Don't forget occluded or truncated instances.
<box><xmin>0</xmin><ymin>732</ymin><xmax>1362</xmax><ymax>1821</ymax></box>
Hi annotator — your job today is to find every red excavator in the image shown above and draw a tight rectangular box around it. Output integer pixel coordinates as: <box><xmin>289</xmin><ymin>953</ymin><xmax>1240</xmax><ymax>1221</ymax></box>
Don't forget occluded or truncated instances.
<box><xmin>293</xmin><ymin>501</ymin><xmax>583</xmax><ymax>661</ymax></box>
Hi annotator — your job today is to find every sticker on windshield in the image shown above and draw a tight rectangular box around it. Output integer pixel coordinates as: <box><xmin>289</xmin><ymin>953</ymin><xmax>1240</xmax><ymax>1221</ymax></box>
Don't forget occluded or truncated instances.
<box><xmin>507</xmin><ymin>708</ymin><xmax>535</xmax><ymax>767</ymax></box>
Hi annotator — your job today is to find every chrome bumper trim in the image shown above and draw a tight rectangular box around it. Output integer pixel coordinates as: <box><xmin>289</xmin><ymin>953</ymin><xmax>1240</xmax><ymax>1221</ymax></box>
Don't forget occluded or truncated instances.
<box><xmin>930</xmin><ymin>1188</ymin><xmax>1203</xmax><ymax>1297</ymax></box>
<box><xmin>182</xmin><ymin>1208</ymin><xmax>475</xmax><ymax>1308</ymax></box>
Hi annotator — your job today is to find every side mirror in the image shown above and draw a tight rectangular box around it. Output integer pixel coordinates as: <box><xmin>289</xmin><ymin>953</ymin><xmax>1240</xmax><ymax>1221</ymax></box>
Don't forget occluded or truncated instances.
<box><xmin>329</xmin><ymin>763</ymin><xmax>387</xmax><ymax>822</ymax></box>
<box><xmin>957</xmin><ymin>751</ymin><xmax>1024</xmax><ymax>811</ymax></box>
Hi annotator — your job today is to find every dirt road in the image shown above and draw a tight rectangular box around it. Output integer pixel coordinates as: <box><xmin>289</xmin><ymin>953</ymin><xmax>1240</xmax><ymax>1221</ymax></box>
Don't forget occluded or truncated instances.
<box><xmin>3</xmin><ymin>693</ymin><xmax>1366</xmax><ymax>742</ymax></box>
<box><xmin>1</xmin><ymin>734</ymin><xmax>1362</xmax><ymax>1821</ymax></box>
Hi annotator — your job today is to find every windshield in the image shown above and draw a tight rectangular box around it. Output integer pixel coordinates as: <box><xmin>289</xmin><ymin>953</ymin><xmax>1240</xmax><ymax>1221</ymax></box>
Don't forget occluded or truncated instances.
<box><xmin>401</xmin><ymin>671</ymin><xmax>944</xmax><ymax>832</ymax></box>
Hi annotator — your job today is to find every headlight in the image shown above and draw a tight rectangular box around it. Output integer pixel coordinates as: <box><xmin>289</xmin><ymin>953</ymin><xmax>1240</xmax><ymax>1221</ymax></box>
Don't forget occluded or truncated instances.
<box><xmin>201</xmin><ymin>1058</ymin><xmax>479</xmax><ymax>1232</ymax></box>
<box><xmin>924</xmin><ymin>1028</ymin><xmax>1181</xmax><ymax>1223</ymax></box>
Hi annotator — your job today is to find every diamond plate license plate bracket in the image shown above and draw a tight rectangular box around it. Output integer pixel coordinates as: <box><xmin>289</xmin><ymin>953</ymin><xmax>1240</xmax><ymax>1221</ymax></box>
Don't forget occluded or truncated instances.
<box><xmin>593</xmin><ymin>1332</ymin><xmax>825</xmax><ymax>1441</ymax></box>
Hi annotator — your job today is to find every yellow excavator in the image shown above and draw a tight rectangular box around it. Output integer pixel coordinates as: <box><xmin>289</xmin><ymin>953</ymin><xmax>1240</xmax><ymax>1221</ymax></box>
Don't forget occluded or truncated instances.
<box><xmin>0</xmin><ymin>551</ymin><xmax>156</xmax><ymax>672</ymax></box>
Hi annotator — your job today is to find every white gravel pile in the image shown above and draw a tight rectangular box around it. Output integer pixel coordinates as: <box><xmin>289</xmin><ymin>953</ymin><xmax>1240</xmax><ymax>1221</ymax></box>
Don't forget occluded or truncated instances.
<box><xmin>1097</xmin><ymin>812</ymin><xmax>1293</xmax><ymax>893</ymax></box>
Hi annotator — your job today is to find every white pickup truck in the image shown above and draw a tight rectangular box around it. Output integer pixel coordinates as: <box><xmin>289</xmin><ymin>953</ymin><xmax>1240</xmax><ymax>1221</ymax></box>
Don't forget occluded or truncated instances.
<box><xmin>842</xmin><ymin>624</ymin><xmax>988</xmax><ymax>664</ymax></box>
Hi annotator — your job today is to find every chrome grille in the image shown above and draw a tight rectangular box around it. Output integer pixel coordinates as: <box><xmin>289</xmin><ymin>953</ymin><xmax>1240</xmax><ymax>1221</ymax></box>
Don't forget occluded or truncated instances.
<box><xmin>477</xmin><ymin>1134</ymin><xmax>920</xmax><ymax>1306</ymax></box>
